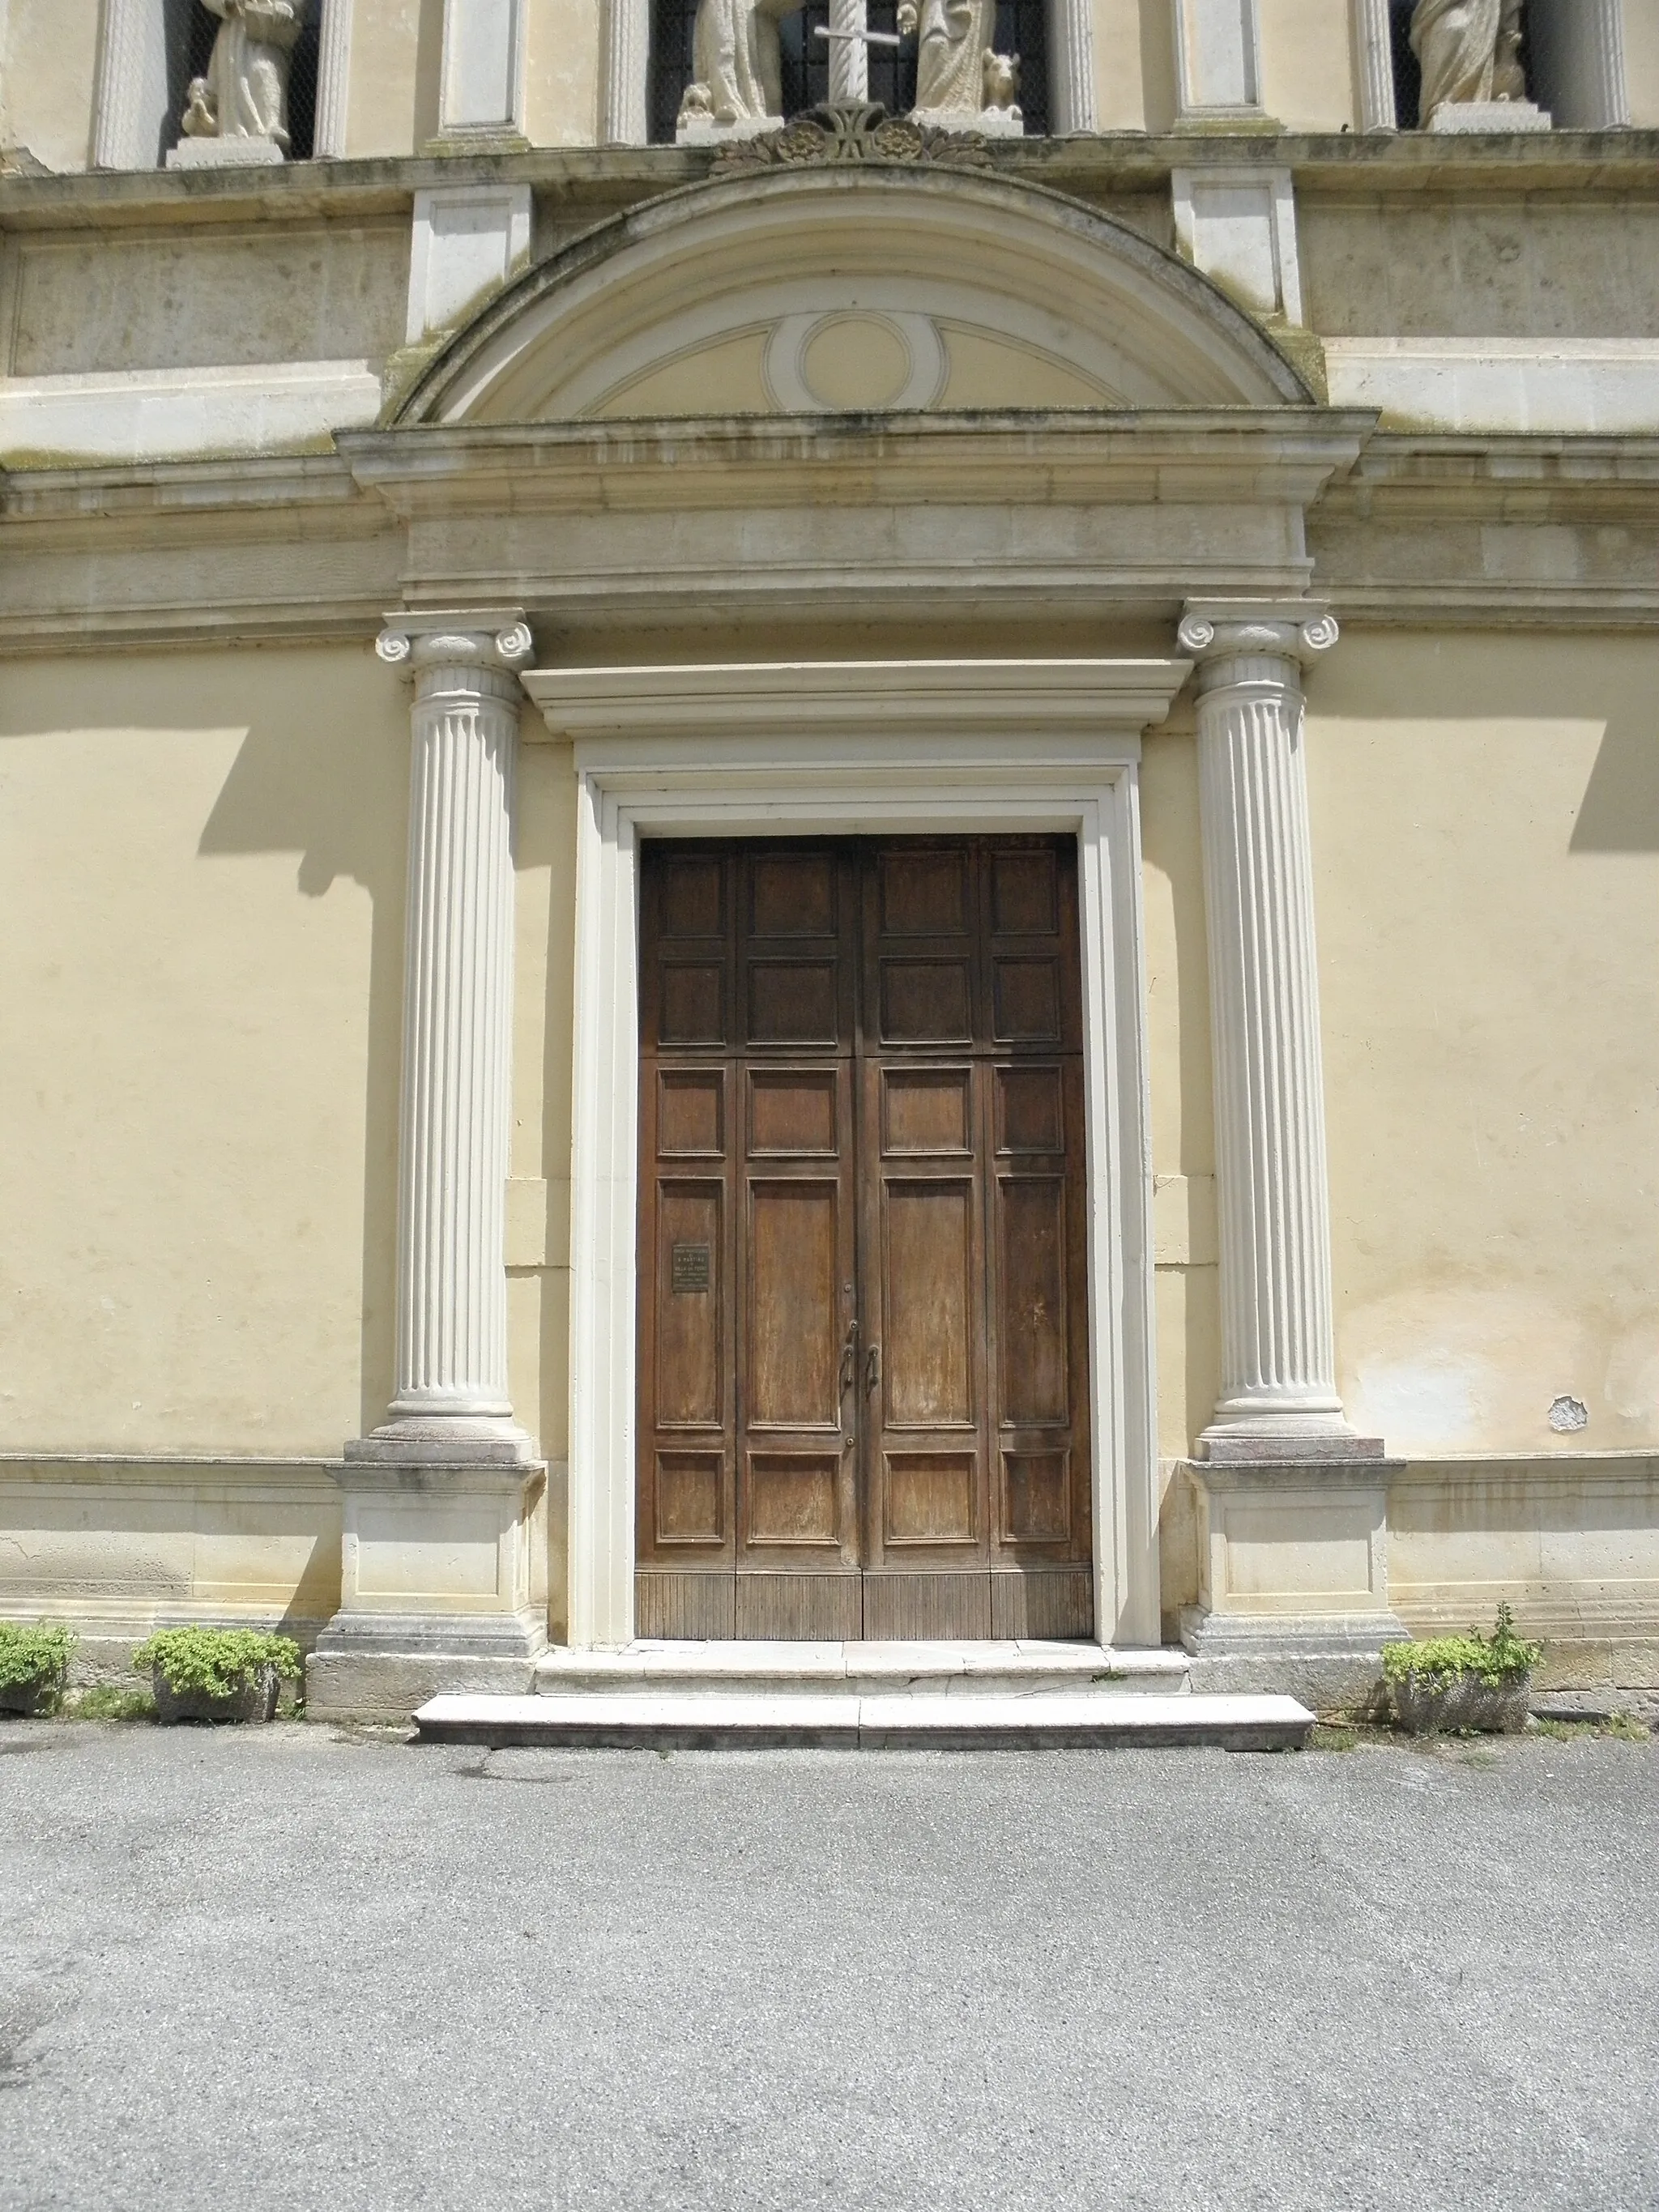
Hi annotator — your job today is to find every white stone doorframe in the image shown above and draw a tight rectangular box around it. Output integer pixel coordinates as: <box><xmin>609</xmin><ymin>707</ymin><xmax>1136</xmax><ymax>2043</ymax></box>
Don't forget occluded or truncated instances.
<box><xmin>523</xmin><ymin>660</ymin><xmax>1192</xmax><ymax>1652</ymax></box>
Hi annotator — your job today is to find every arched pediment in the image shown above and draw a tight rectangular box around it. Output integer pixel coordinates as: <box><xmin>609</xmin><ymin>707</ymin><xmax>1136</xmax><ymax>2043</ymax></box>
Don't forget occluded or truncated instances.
<box><xmin>395</xmin><ymin>167</ymin><xmax>1313</xmax><ymax>428</ymax></box>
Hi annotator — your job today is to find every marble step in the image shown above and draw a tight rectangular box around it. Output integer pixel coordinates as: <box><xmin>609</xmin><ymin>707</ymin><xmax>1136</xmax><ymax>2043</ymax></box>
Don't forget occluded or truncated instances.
<box><xmin>417</xmin><ymin>1690</ymin><xmax>1311</xmax><ymax>1751</ymax></box>
<box><xmin>533</xmin><ymin>1639</ymin><xmax>1192</xmax><ymax>1700</ymax></box>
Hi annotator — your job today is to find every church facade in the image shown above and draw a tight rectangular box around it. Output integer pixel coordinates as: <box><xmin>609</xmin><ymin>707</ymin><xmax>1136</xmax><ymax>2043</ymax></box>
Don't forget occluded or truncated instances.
<box><xmin>1</xmin><ymin>0</ymin><xmax>1656</xmax><ymax>1716</ymax></box>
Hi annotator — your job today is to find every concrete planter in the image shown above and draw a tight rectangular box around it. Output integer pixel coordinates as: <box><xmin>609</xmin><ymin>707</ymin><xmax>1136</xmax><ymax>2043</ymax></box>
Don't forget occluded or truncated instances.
<box><xmin>0</xmin><ymin>1673</ymin><xmax>65</xmax><ymax>1718</ymax></box>
<box><xmin>152</xmin><ymin>1664</ymin><xmax>282</xmax><ymax>1725</ymax></box>
<box><xmin>1389</xmin><ymin>1670</ymin><xmax>1533</xmax><ymax>1736</ymax></box>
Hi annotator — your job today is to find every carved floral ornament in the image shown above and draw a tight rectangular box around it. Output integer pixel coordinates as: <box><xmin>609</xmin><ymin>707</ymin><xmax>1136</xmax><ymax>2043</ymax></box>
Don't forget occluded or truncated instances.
<box><xmin>710</xmin><ymin>100</ymin><xmax>994</xmax><ymax>173</ymax></box>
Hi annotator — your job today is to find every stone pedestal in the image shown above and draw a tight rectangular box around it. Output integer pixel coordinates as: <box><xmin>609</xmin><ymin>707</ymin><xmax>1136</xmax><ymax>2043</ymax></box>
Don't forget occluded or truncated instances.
<box><xmin>1427</xmin><ymin>100</ymin><xmax>1550</xmax><ymax>133</ymax></box>
<box><xmin>166</xmin><ymin>136</ymin><xmax>286</xmax><ymax>168</ymax></box>
<box><xmin>309</xmin><ymin>1458</ymin><xmax>548</xmax><ymax>1720</ymax></box>
<box><xmin>315</xmin><ymin>610</ymin><xmax>546</xmax><ymax>1720</ymax></box>
<box><xmin>676</xmin><ymin>113</ymin><xmax>783</xmax><ymax>146</ymax></box>
<box><xmin>1180</xmin><ymin>1459</ymin><xmax>1407</xmax><ymax>1710</ymax></box>
<box><xmin>911</xmin><ymin>106</ymin><xmax>1024</xmax><ymax>137</ymax></box>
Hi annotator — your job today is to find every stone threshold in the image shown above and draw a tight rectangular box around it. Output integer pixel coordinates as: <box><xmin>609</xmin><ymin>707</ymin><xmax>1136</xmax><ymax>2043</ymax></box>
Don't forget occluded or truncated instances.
<box><xmin>533</xmin><ymin>1640</ymin><xmax>1192</xmax><ymax>1698</ymax></box>
<box><xmin>417</xmin><ymin>1690</ymin><xmax>1311</xmax><ymax>1751</ymax></box>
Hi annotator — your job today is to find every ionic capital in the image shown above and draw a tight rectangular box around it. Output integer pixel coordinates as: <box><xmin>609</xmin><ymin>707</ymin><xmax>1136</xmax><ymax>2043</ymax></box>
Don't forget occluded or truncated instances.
<box><xmin>1178</xmin><ymin>603</ymin><xmax>1338</xmax><ymax>693</ymax></box>
<box><xmin>376</xmin><ymin>608</ymin><xmax>535</xmax><ymax>689</ymax></box>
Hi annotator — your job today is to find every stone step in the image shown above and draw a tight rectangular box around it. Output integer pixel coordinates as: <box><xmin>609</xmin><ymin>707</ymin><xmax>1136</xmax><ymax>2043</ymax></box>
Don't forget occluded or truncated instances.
<box><xmin>416</xmin><ymin>1690</ymin><xmax>1311</xmax><ymax>1751</ymax></box>
<box><xmin>532</xmin><ymin>1639</ymin><xmax>1192</xmax><ymax>1700</ymax></box>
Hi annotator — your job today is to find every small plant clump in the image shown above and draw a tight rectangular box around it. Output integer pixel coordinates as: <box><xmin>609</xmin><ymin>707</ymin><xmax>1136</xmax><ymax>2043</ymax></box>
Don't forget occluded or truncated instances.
<box><xmin>1382</xmin><ymin>1602</ymin><xmax>1542</xmax><ymax>1690</ymax></box>
<box><xmin>0</xmin><ymin>1622</ymin><xmax>78</xmax><ymax>1710</ymax></box>
<box><xmin>132</xmin><ymin>1627</ymin><xmax>302</xmax><ymax>1698</ymax></box>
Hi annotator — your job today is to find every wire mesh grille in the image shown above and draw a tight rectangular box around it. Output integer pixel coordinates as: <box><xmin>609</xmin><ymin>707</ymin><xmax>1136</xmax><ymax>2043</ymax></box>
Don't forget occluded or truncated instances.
<box><xmin>649</xmin><ymin>0</ymin><xmax>1047</xmax><ymax>143</ymax></box>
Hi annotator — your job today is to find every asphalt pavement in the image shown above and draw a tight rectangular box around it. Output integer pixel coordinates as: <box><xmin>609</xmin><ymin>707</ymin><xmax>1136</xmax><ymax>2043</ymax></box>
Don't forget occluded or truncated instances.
<box><xmin>1</xmin><ymin>1719</ymin><xmax>1654</xmax><ymax>2211</ymax></box>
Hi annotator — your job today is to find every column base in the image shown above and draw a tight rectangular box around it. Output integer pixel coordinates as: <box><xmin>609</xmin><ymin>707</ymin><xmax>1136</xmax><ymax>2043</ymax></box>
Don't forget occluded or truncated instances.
<box><xmin>310</xmin><ymin>1448</ymin><xmax>548</xmax><ymax>1722</ymax></box>
<box><xmin>1181</xmin><ymin>1455</ymin><xmax>1407</xmax><ymax>1710</ymax></box>
<box><xmin>1201</xmin><ymin>1424</ymin><xmax>1387</xmax><ymax>1463</ymax></box>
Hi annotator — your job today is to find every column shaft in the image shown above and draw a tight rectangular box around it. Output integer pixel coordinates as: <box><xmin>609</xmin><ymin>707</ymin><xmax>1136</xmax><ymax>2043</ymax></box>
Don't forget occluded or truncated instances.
<box><xmin>828</xmin><ymin>0</ymin><xmax>868</xmax><ymax>106</ymax></box>
<box><xmin>313</xmin><ymin>0</ymin><xmax>355</xmax><ymax>156</ymax></box>
<box><xmin>1349</xmin><ymin>0</ymin><xmax>1397</xmax><ymax>130</ymax></box>
<box><xmin>92</xmin><ymin>0</ymin><xmax>168</xmax><ymax>170</ymax></box>
<box><xmin>1046</xmin><ymin>0</ymin><xmax>1098</xmax><ymax>132</ymax></box>
<box><xmin>374</xmin><ymin>617</ymin><xmax>533</xmax><ymax>1438</ymax></box>
<box><xmin>601</xmin><ymin>0</ymin><xmax>652</xmax><ymax>145</ymax></box>
<box><xmin>1181</xmin><ymin>609</ymin><xmax>1356</xmax><ymax>1452</ymax></box>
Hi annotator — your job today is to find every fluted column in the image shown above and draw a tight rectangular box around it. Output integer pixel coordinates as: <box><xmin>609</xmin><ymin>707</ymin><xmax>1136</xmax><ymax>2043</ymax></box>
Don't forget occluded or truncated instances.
<box><xmin>1047</xmin><ymin>0</ymin><xmax>1098</xmax><ymax>133</ymax></box>
<box><xmin>313</xmin><ymin>0</ymin><xmax>355</xmax><ymax>156</ymax></box>
<box><xmin>1179</xmin><ymin>605</ymin><xmax>1369</xmax><ymax>1461</ymax></box>
<box><xmin>600</xmin><ymin>0</ymin><xmax>651</xmax><ymax>144</ymax></box>
<box><xmin>92</xmin><ymin>0</ymin><xmax>170</xmax><ymax>170</ymax></box>
<box><xmin>367</xmin><ymin>611</ymin><xmax>532</xmax><ymax>1451</ymax></box>
<box><xmin>1349</xmin><ymin>0</ymin><xmax>1397</xmax><ymax>130</ymax></box>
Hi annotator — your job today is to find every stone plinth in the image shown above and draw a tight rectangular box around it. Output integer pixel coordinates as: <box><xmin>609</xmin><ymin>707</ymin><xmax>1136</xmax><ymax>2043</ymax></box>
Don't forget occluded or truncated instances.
<box><xmin>166</xmin><ymin>136</ymin><xmax>286</xmax><ymax>168</ymax></box>
<box><xmin>1427</xmin><ymin>100</ymin><xmax>1550</xmax><ymax>133</ymax></box>
<box><xmin>911</xmin><ymin>106</ymin><xmax>1025</xmax><ymax>137</ymax></box>
<box><xmin>1180</xmin><ymin>1456</ymin><xmax>1408</xmax><ymax>1710</ymax></box>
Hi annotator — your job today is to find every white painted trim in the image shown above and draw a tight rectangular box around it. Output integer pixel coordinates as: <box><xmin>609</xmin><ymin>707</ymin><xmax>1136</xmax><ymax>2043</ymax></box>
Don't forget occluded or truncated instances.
<box><xmin>525</xmin><ymin>660</ymin><xmax>1191</xmax><ymax>1652</ymax></box>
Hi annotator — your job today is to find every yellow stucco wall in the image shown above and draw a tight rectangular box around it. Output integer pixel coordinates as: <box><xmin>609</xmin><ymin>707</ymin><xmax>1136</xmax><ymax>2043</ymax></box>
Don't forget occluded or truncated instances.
<box><xmin>1</xmin><ymin>0</ymin><xmax>98</xmax><ymax>172</ymax></box>
<box><xmin>1306</xmin><ymin>630</ymin><xmax>1659</xmax><ymax>1461</ymax></box>
<box><xmin>0</xmin><ymin>645</ymin><xmax>407</xmax><ymax>1456</ymax></box>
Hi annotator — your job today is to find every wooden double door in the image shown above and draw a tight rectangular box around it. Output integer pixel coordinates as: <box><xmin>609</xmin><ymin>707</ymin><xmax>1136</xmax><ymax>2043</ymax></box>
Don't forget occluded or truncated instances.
<box><xmin>636</xmin><ymin>836</ymin><xmax>1093</xmax><ymax>1642</ymax></box>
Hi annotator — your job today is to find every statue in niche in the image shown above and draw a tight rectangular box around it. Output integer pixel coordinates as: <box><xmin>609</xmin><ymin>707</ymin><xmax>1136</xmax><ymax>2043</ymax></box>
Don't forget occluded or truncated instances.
<box><xmin>897</xmin><ymin>0</ymin><xmax>1021</xmax><ymax>129</ymax></box>
<box><xmin>1410</xmin><ymin>0</ymin><xmax>1528</xmax><ymax>118</ymax></box>
<box><xmin>180</xmin><ymin>0</ymin><xmax>313</xmax><ymax>151</ymax></box>
<box><xmin>676</xmin><ymin>0</ymin><xmax>802</xmax><ymax>138</ymax></box>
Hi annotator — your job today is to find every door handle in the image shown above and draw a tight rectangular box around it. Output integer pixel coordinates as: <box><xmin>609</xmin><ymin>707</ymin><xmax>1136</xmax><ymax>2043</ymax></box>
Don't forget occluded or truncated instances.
<box><xmin>864</xmin><ymin>1343</ymin><xmax>881</xmax><ymax>1394</ymax></box>
<box><xmin>839</xmin><ymin>1319</ymin><xmax>859</xmax><ymax>1396</ymax></box>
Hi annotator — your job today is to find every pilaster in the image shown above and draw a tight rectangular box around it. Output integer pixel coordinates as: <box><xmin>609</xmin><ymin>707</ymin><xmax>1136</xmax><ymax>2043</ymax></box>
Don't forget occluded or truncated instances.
<box><xmin>437</xmin><ymin>0</ymin><xmax>527</xmax><ymax>143</ymax></box>
<box><xmin>1172</xmin><ymin>0</ymin><xmax>1265</xmax><ymax>126</ymax></box>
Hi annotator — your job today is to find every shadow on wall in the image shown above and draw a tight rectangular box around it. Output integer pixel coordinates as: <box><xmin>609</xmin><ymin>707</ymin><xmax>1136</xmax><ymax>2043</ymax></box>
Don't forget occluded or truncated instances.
<box><xmin>1571</xmin><ymin>710</ymin><xmax>1659</xmax><ymax>854</ymax></box>
<box><xmin>197</xmin><ymin>652</ymin><xmax>408</xmax><ymax>1440</ymax></box>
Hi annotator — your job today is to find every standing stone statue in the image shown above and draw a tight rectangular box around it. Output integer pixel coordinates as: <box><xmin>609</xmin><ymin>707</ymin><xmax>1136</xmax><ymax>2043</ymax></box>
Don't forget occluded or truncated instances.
<box><xmin>1410</xmin><ymin>0</ymin><xmax>1528</xmax><ymax>118</ymax></box>
<box><xmin>677</xmin><ymin>0</ymin><xmax>803</xmax><ymax>141</ymax></box>
<box><xmin>898</xmin><ymin>0</ymin><xmax>1022</xmax><ymax>132</ymax></box>
<box><xmin>178</xmin><ymin>0</ymin><xmax>313</xmax><ymax>155</ymax></box>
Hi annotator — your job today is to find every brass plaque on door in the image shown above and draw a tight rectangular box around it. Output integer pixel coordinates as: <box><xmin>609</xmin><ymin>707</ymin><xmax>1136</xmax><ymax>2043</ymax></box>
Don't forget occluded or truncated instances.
<box><xmin>671</xmin><ymin>1242</ymin><xmax>712</xmax><ymax>1294</ymax></box>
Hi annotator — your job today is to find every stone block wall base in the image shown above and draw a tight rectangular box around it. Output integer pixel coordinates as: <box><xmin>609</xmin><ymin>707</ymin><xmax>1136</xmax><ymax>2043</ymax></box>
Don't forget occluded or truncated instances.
<box><xmin>1181</xmin><ymin>1608</ymin><xmax>1407</xmax><ymax>1711</ymax></box>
